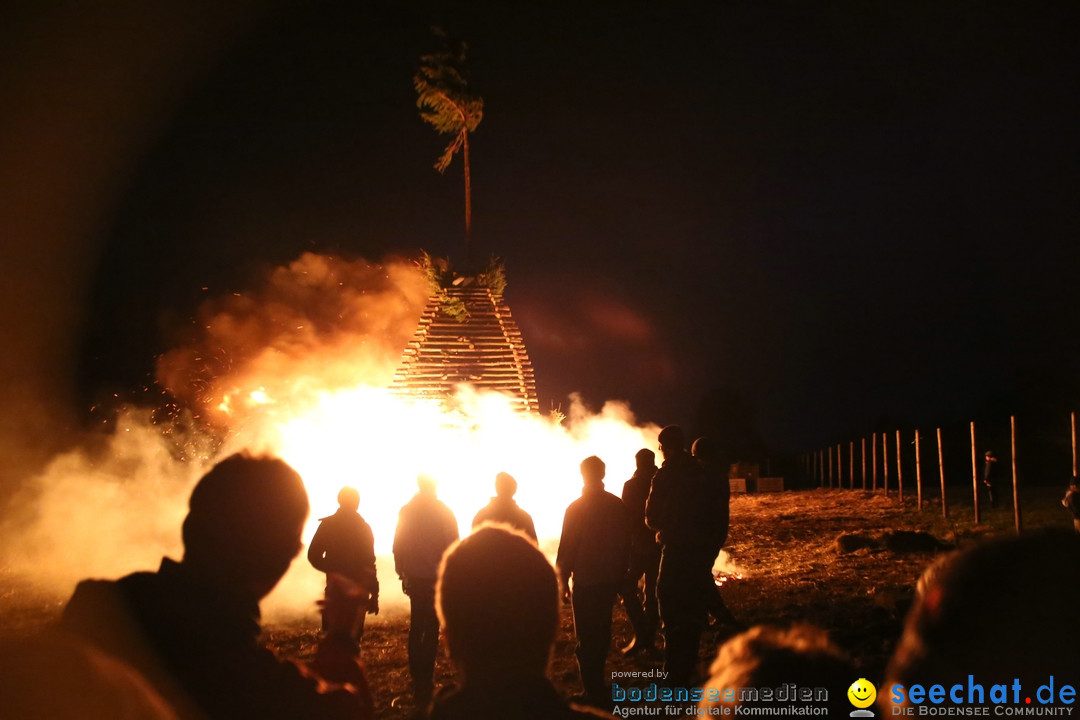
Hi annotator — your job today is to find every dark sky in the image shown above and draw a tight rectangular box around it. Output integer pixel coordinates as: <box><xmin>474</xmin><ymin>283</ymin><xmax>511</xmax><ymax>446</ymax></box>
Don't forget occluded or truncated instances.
<box><xmin>7</xmin><ymin>1</ymin><xmax>1078</xmax><ymax>461</ymax></box>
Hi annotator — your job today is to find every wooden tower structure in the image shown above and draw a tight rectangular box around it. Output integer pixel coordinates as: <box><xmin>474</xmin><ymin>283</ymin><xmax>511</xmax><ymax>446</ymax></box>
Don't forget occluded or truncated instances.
<box><xmin>389</xmin><ymin>275</ymin><xmax>538</xmax><ymax>414</ymax></box>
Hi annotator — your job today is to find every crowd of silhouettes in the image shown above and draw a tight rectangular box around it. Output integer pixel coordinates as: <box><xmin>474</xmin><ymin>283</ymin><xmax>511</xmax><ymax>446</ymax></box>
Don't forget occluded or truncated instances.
<box><xmin>23</xmin><ymin>428</ymin><xmax>1077</xmax><ymax>720</ymax></box>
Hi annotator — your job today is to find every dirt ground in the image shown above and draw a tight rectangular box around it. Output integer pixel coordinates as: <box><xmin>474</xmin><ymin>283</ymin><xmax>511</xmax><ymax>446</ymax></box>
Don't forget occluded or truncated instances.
<box><xmin>2</xmin><ymin>485</ymin><xmax>1072</xmax><ymax>718</ymax></box>
<box><xmin>270</xmin><ymin>485</ymin><xmax>1075</xmax><ymax>718</ymax></box>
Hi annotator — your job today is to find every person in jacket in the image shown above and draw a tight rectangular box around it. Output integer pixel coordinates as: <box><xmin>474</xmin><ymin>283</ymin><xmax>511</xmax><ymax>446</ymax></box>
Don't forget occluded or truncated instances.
<box><xmin>393</xmin><ymin>474</ymin><xmax>459</xmax><ymax>710</ymax></box>
<box><xmin>557</xmin><ymin>455</ymin><xmax>630</xmax><ymax>706</ymax></box>
<box><xmin>471</xmin><ymin>472</ymin><xmax>537</xmax><ymax>541</ymax></box>
<box><xmin>646</xmin><ymin>425</ymin><xmax>717</xmax><ymax>687</ymax></box>
<box><xmin>308</xmin><ymin>486</ymin><xmax>379</xmax><ymax>641</ymax></box>
<box><xmin>618</xmin><ymin>448</ymin><xmax>660</xmax><ymax>655</ymax></box>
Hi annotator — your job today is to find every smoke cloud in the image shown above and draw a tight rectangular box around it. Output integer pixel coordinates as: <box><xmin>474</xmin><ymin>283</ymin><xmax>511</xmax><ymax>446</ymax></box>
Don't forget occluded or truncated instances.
<box><xmin>0</xmin><ymin>253</ymin><xmax>429</xmax><ymax>617</ymax></box>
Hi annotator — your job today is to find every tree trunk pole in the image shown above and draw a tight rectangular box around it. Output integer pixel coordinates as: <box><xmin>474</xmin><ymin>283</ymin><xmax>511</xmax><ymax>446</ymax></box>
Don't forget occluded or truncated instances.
<box><xmin>937</xmin><ymin>427</ymin><xmax>947</xmax><ymax>519</ymax></box>
<box><xmin>462</xmin><ymin>129</ymin><xmax>472</xmax><ymax>267</ymax></box>
<box><xmin>861</xmin><ymin>437</ymin><xmax>867</xmax><ymax>490</ymax></box>
<box><xmin>1012</xmin><ymin>415</ymin><xmax>1021</xmax><ymax>534</ymax></box>
<box><xmin>896</xmin><ymin>429</ymin><xmax>904</xmax><ymax>503</ymax></box>
<box><xmin>971</xmin><ymin>421</ymin><xmax>981</xmax><ymax>525</ymax></box>
<box><xmin>915</xmin><ymin>429</ymin><xmax>923</xmax><ymax>510</ymax></box>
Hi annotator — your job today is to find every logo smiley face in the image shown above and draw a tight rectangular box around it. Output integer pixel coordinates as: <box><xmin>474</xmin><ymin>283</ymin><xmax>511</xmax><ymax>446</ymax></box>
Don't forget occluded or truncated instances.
<box><xmin>848</xmin><ymin>678</ymin><xmax>877</xmax><ymax>709</ymax></box>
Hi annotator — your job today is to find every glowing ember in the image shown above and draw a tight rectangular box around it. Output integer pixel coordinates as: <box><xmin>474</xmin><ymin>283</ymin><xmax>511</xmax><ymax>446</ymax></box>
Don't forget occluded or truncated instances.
<box><xmin>714</xmin><ymin>572</ymin><xmax>745</xmax><ymax>587</ymax></box>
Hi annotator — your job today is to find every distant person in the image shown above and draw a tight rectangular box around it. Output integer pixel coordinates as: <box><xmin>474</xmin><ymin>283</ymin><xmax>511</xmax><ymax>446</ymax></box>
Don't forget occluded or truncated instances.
<box><xmin>886</xmin><ymin>530</ymin><xmax>1080</xmax><ymax>713</ymax></box>
<box><xmin>308</xmin><ymin>486</ymin><xmax>379</xmax><ymax>641</ymax></box>
<box><xmin>60</xmin><ymin>452</ymin><xmax>374</xmax><ymax>720</ymax></box>
<box><xmin>646</xmin><ymin>424</ymin><xmax>716</xmax><ymax>687</ymax></box>
<box><xmin>431</xmin><ymin>525</ymin><xmax>614</xmax><ymax>719</ymax></box>
<box><xmin>1062</xmin><ymin>477</ymin><xmax>1080</xmax><ymax>533</ymax></box>
<box><xmin>691</xmin><ymin>436</ymin><xmax>739</xmax><ymax>628</ymax></box>
<box><xmin>393</xmin><ymin>474</ymin><xmax>459</xmax><ymax>710</ymax></box>
<box><xmin>557</xmin><ymin>455</ymin><xmax>631</xmax><ymax>706</ymax></box>
<box><xmin>982</xmin><ymin>450</ymin><xmax>1001</xmax><ymax>508</ymax></box>
<box><xmin>617</xmin><ymin>448</ymin><xmax>661</xmax><ymax>655</ymax></box>
<box><xmin>471</xmin><ymin>472</ymin><xmax>537</xmax><ymax>541</ymax></box>
<box><xmin>698</xmin><ymin>624</ymin><xmax>856</xmax><ymax>717</ymax></box>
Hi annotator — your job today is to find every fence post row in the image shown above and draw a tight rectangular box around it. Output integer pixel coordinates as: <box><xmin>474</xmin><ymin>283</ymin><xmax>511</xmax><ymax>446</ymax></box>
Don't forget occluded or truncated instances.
<box><xmin>801</xmin><ymin>412</ymin><xmax>1075</xmax><ymax>531</ymax></box>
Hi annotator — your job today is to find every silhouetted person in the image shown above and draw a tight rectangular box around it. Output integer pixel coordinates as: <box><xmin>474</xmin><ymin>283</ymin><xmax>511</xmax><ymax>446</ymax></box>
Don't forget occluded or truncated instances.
<box><xmin>1063</xmin><ymin>476</ymin><xmax>1080</xmax><ymax>533</ymax></box>
<box><xmin>617</xmin><ymin>448</ymin><xmax>660</xmax><ymax>655</ymax></box>
<box><xmin>885</xmin><ymin>530</ymin><xmax>1080</xmax><ymax>713</ymax></box>
<box><xmin>308</xmin><ymin>486</ymin><xmax>379</xmax><ymax>641</ymax></box>
<box><xmin>646</xmin><ymin>424</ymin><xmax>715</xmax><ymax>687</ymax></box>
<box><xmin>557</xmin><ymin>455</ymin><xmax>631</xmax><ymax>706</ymax></box>
<box><xmin>471</xmin><ymin>472</ymin><xmax>537</xmax><ymax>541</ymax></box>
<box><xmin>692</xmin><ymin>436</ymin><xmax>739</xmax><ymax>628</ymax></box>
<box><xmin>60</xmin><ymin>452</ymin><xmax>374</xmax><ymax>720</ymax></box>
<box><xmin>982</xmin><ymin>449</ymin><xmax>1002</xmax><ymax>508</ymax></box>
<box><xmin>698</xmin><ymin>625</ymin><xmax>856</xmax><ymax>717</ymax></box>
<box><xmin>393</xmin><ymin>474</ymin><xmax>459</xmax><ymax>710</ymax></box>
<box><xmin>430</xmin><ymin>525</ymin><xmax>615</xmax><ymax>719</ymax></box>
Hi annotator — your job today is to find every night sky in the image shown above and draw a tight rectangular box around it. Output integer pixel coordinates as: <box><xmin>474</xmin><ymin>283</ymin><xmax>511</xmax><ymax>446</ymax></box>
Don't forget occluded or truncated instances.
<box><xmin>2</xmin><ymin>2</ymin><xmax>1078</xmax><ymax>476</ymax></box>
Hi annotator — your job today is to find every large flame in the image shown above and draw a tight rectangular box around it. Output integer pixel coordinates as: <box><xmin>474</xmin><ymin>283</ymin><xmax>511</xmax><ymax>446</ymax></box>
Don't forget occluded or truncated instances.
<box><xmin>229</xmin><ymin>383</ymin><xmax>658</xmax><ymax>551</ymax></box>
<box><xmin>1</xmin><ymin>252</ymin><xmax>661</xmax><ymax>619</ymax></box>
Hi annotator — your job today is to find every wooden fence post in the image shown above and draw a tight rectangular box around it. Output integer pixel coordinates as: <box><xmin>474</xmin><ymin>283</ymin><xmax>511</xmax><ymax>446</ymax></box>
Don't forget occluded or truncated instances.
<box><xmin>915</xmin><ymin>429</ymin><xmax>923</xmax><ymax>510</ymax></box>
<box><xmin>872</xmin><ymin>432</ymin><xmax>878</xmax><ymax>491</ymax></box>
<box><xmin>883</xmin><ymin>432</ymin><xmax>890</xmax><ymax>497</ymax></box>
<box><xmin>1012</xmin><ymin>415</ymin><xmax>1021</xmax><ymax>534</ymax></box>
<box><xmin>937</xmin><ymin>427</ymin><xmax>947</xmax><ymax>519</ymax></box>
<box><xmin>828</xmin><ymin>446</ymin><xmax>834</xmax><ymax>488</ymax></box>
<box><xmin>896</xmin><ymin>430</ymin><xmax>904</xmax><ymax>503</ymax></box>
<box><xmin>849</xmin><ymin>440</ymin><xmax>855</xmax><ymax>489</ymax></box>
<box><xmin>1072</xmin><ymin>411</ymin><xmax>1077</xmax><ymax>478</ymax></box>
<box><xmin>861</xmin><ymin>437</ymin><xmax>867</xmax><ymax>490</ymax></box>
<box><xmin>840</xmin><ymin>443</ymin><xmax>844</xmax><ymax>488</ymax></box>
<box><xmin>971</xmin><ymin>421</ymin><xmax>980</xmax><ymax>525</ymax></box>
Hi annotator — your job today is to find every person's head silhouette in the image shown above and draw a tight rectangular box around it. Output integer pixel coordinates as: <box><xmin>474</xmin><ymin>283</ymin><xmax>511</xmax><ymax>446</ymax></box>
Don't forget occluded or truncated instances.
<box><xmin>337</xmin><ymin>486</ymin><xmax>360</xmax><ymax>512</ymax></box>
<box><xmin>658</xmin><ymin>425</ymin><xmax>684</xmax><ymax>458</ymax></box>
<box><xmin>182</xmin><ymin>452</ymin><xmax>309</xmax><ymax>599</ymax></box>
<box><xmin>437</xmin><ymin>525</ymin><xmax>559</xmax><ymax>682</ymax></box>
<box><xmin>494</xmin><ymin>472</ymin><xmax>517</xmax><ymax>498</ymax></box>
<box><xmin>580</xmin><ymin>455</ymin><xmax>606</xmax><ymax>488</ymax></box>
<box><xmin>635</xmin><ymin>448</ymin><xmax>656</xmax><ymax>472</ymax></box>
